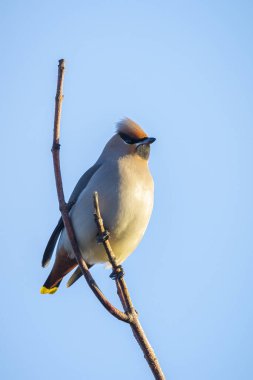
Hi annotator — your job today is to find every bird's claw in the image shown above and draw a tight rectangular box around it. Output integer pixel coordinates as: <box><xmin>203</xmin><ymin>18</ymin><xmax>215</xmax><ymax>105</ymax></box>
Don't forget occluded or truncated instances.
<box><xmin>110</xmin><ymin>265</ymin><xmax>125</xmax><ymax>280</ymax></box>
<box><xmin>96</xmin><ymin>230</ymin><xmax>110</xmax><ymax>244</ymax></box>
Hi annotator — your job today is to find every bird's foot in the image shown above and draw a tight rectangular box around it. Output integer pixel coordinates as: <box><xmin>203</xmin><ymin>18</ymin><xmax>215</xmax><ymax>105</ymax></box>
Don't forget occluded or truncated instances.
<box><xmin>110</xmin><ymin>265</ymin><xmax>125</xmax><ymax>280</ymax></box>
<box><xmin>96</xmin><ymin>229</ymin><xmax>110</xmax><ymax>244</ymax></box>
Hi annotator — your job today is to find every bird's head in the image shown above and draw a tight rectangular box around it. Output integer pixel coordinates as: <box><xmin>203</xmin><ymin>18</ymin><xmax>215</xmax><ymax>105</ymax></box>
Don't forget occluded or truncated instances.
<box><xmin>117</xmin><ymin>118</ymin><xmax>156</xmax><ymax>160</ymax></box>
<box><xmin>99</xmin><ymin>118</ymin><xmax>156</xmax><ymax>162</ymax></box>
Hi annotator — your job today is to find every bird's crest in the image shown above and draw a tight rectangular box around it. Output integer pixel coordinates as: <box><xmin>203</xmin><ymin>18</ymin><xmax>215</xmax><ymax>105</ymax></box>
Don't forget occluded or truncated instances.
<box><xmin>116</xmin><ymin>118</ymin><xmax>147</xmax><ymax>140</ymax></box>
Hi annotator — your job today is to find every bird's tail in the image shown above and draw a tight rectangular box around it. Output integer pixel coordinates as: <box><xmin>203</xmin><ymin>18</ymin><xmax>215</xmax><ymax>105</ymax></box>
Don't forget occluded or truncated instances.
<box><xmin>40</xmin><ymin>279</ymin><xmax>62</xmax><ymax>294</ymax></box>
<box><xmin>40</xmin><ymin>247</ymin><xmax>77</xmax><ymax>295</ymax></box>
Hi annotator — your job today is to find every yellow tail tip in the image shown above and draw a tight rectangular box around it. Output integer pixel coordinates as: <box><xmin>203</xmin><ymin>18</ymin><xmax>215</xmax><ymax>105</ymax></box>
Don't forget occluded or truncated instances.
<box><xmin>40</xmin><ymin>286</ymin><xmax>58</xmax><ymax>294</ymax></box>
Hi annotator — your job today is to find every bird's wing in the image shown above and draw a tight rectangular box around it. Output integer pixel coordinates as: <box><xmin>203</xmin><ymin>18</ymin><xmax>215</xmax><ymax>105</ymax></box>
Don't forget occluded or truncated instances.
<box><xmin>42</xmin><ymin>218</ymin><xmax>64</xmax><ymax>267</ymax></box>
<box><xmin>42</xmin><ymin>163</ymin><xmax>102</xmax><ymax>267</ymax></box>
<box><xmin>66</xmin><ymin>263</ymin><xmax>93</xmax><ymax>288</ymax></box>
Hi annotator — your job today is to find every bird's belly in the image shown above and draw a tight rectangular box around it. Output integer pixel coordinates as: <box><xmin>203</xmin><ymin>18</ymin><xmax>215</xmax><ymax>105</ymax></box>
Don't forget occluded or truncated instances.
<box><xmin>108</xmin><ymin>183</ymin><xmax>153</xmax><ymax>263</ymax></box>
<box><xmin>59</xmin><ymin>160</ymin><xmax>154</xmax><ymax>266</ymax></box>
<box><xmin>71</xmin><ymin>186</ymin><xmax>152</xmax><ymax>266</ymax></box>
<box><xmin>84</xmin><ymin>207</ymin><xmax>152</xmax><ymax>266</ymax></box>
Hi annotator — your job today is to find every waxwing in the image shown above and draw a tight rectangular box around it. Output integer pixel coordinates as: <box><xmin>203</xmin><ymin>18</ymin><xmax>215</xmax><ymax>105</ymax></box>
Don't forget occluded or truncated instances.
<box><xmin>41</xmin><ymin>118</ymin><xmax>156</xmax><ymax>294</ymax></box>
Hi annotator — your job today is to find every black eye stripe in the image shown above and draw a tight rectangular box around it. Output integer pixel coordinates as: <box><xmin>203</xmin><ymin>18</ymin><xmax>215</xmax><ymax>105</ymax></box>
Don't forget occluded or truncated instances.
<box><xmin>119</xmin><ymin>132</ymin><xmax>147</xmax><ymax>145</ymax></box>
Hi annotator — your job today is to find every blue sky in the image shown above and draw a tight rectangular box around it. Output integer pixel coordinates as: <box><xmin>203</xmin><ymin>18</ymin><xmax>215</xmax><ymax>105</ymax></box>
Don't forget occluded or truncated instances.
<box><xmin>1</xmin><ymin>1</ymin><xmax>253</xmax><ymax>379</ymax></box>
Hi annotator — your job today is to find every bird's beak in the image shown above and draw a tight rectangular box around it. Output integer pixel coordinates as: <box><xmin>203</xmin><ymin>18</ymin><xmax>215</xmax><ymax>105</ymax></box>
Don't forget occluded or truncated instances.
<box><xmin>137</xmin><ymin>137</ymin><xmax>156</xmax><ymax>146</ymax></box>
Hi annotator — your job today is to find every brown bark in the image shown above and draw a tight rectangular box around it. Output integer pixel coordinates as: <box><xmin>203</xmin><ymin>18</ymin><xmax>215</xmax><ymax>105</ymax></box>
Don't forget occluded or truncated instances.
<box><xmin>51</xmin><ymin>59</ymin><xmax>166</xmax><ymax>379</ymax></box>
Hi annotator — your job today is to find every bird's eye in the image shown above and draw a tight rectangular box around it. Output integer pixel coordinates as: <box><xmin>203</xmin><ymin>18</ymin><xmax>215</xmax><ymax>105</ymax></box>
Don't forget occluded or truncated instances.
<box><xmin>118</xmin><ymin>132</ymin><xmax>137</xmax><ymax>144</ymax></box>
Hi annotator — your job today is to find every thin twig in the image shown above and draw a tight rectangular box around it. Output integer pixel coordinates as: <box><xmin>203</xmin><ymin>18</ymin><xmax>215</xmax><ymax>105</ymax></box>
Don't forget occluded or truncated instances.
<box><xmin>51</xmin><ymin>59</ymin><xmax>166</xmax><ymax>379</ymax></box>
<box><xmin>93</xmin><ymin>192</ymin><xmax>165</xmax><ymax>379</ymax></box>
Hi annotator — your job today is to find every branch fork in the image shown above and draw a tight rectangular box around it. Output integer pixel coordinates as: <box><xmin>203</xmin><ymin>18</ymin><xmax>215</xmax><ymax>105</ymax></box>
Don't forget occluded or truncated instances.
<box><xmin>51</xmin><ymin>59</ymin><xmax>166</xmax><ymax>379</ymax></box>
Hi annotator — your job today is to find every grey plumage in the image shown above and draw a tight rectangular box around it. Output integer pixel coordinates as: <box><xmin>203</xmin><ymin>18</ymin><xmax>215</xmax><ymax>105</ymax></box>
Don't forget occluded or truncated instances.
<box><xmin>42</xmin><ymin>163</ymin><xmax>101</xmax><ymax>268</ymax></box>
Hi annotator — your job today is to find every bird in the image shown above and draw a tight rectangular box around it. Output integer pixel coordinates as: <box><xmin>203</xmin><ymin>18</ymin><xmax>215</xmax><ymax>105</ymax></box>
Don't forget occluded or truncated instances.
<box><xmin>40</xmin><ymin>118</ymin><xmax>156</xmax><ymax>294</ymax></box>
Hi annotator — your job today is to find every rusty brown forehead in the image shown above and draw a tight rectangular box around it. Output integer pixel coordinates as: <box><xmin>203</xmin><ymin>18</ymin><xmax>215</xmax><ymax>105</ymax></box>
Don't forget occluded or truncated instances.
<box><xmin>117</xmin><ymin>118</ymin><xmax>148</xmax><ymax>140</ymax></box>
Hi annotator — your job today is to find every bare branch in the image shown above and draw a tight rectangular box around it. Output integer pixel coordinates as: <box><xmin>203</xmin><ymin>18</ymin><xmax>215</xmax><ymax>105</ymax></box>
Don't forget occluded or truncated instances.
<box><xmin>93</xmin><ymin>192</ymin><xmax>166</xmax><ymax>379</ymax></box>
<box><xmin>51</xmin><ymin>59</ymin><xmax>166</xmax><ymax>379</ymax></box>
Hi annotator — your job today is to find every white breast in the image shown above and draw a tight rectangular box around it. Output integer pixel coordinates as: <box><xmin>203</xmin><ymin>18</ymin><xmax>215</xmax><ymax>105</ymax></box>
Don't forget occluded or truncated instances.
<box><xmin>58</xmin><ymin>155</ymin><xmax>154</xmax><ymax>266</ymax></box>
<box><xmin>111</xmin><ymin>155</ymin><xmax>154</xmax><ymax>263</ymax></box>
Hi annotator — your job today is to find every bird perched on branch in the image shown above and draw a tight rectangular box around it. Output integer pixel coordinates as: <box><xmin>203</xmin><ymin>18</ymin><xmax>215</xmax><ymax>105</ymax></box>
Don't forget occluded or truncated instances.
<box><xmin>41</xmin><ymin>118</ymin><xmax>156</xmax><ymax>294</ymax></box>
